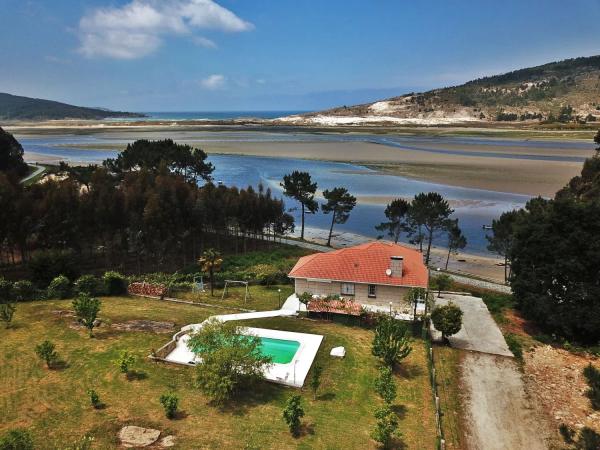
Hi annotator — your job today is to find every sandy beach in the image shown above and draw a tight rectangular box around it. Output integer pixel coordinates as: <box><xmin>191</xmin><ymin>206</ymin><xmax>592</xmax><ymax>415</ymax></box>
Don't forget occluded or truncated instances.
<box><xmin>200</xmin><ymin>140</ymin><xmax>584</xmax><ymax>197</ymax></box>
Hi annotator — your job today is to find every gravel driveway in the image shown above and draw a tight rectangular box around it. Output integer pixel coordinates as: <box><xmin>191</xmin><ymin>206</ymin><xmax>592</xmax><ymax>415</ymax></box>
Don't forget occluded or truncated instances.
<box><xmin>432</xmin><ymin>294</ymin><xmax>552</xmax><ymax>449</ymax></box>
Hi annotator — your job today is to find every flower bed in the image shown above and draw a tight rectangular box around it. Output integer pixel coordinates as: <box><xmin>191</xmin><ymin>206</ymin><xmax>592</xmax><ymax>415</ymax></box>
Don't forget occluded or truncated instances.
<box><xmin>128</xmin><ymin>282</ymin><xmax>168</xmax><ymax>298</ymax></box>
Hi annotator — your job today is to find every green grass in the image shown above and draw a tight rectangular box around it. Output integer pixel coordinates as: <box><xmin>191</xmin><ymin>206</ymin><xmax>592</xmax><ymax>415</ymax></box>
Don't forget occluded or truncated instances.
<box><xmin>175</xmin><ymin>284</ymin><xmax>296</xmax><ymax>312</ymax></box>
<box><xmin>432</xmin><ymin>346</ymin><xmax>465</xmax><ymax>450</ymax></box>
<box><xmin>0</xmin><ymin>296</ymin><xmax>437</xmax><ymax>449</ymax></box>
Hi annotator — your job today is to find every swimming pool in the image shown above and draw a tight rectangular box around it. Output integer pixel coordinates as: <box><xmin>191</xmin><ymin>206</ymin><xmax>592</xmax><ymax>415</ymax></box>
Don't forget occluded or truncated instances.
<box><xmin>259</xmin><ymin>337</ymin><xmax>300</xmax><ymax>364</ymax></box>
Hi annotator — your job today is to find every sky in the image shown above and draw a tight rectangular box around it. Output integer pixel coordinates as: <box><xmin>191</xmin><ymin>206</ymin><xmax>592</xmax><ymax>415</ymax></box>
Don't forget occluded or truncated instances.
<box><xmin>1</xmin><ymin>0</ymin><xmax>599</xmax><ymax>112</ymax></box>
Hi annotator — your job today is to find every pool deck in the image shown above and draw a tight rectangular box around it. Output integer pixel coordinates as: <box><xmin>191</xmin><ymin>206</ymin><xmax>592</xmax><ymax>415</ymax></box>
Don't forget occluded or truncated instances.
<box><xmin>159</xmin><ymin>294</ymin><xmax>322</xmax><ymax>388</ymax></box>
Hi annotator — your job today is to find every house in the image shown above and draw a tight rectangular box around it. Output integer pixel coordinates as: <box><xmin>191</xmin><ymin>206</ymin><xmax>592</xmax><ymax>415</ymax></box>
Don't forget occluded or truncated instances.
<box><xmin>288</xmin><ymin>241</ymin><xmax>428</xmax><ymax>311</ymax></box>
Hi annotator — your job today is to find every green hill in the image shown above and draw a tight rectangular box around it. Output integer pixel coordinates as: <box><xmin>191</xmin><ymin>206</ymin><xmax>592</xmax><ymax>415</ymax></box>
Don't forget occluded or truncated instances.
<box><xmin>288</xmin><ymin>55</ymin><xmax>600</xmax><ymax>125</ymax></box>
<box><xmin>0</xmin><ymin>92</ymin><xmax>145</xmax><ymax>121</ymax></box>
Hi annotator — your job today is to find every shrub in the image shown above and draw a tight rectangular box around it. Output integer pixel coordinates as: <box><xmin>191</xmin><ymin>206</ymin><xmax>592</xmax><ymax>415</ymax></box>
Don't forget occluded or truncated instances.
<box><xmin>72</xmin><ymin>293</ymin><xmax>101</xmax><ymax>337</ymax></box>
<box><xmin>0</xmin><ymin>429</ymin><xmax>34</xmax><ymax>450</ymax></box>
<box><xmin>583</xmin><ymin>364</ymin><xmax>600</xmax><ymax>410</ymax></box>
<box><xmin>102</xmin><ymin>271</ymin><xmax>127</xmax><ymax>296</ymax></box>
<box><xmin>372</xmin><ymin>316</ymin><xmax>412</xmax><ymax>367</ymax></box>
<box><xmin>431</xmin><ymin>302</ymin><xmax>463</xmax><ymax>343</ymax></box>
<box><xmin>47</xmin><ymin>275</ymin><xmax>72</xmax><ymax>299</ymax></box>
<box><xmin>74</xmin><ymin>275</ymin><xmax>103</xmax><ymax>296</ymax></box>
<box><xmin>282</xmin><ymin>395</ymin><xmax>304</xmax><ymax>436</ymax></box>
<box><xmin>0</xmin><ymin>302</ymin><xmax>16</xmax><ymax>329</ymax></box>
<box><xmin>12</xmin><ymin>280</ymin><xmax>36</xmax><ymax>302</ymax></box>
<box><xmin>559</xmin><ymin>423</ymin><xmax>575</xmax><ymax>444</ymax></box>
<box><xmin>28</xmin><ymin>249</ymin><xmax>79</xmax><ymax>287</ymax></box>
<box><xmin>577</xmin><ymin>427</ymin><xmax>600</xmax><ymax>450</ymax></box>
<box><xmin>374</xmin><ymin>366</ymin><xmax>397</xmax><ymax>405</ymax></box>
<box><xmin>35</xmin><ymin>340</ymin><xmax>58</xmax><ymax>368</ymax></box>
<box><xmin>159</xmin><ymin>392</ymin><xmax>179</xmax><ymax>419</ymax></box>
<box><xmin>115</xmin><ymin>350</ymin><xmax>136</xmax><ymax>375</ymax></box>
<box><xmin>87</xmin><ymin>389</ymin><xmax>101</xmax><ymax>409</ymax></box>
<box><xmin>371</xmin><ymin>405</ymin><xmax>399</xmax><ymax>448</ymax></box>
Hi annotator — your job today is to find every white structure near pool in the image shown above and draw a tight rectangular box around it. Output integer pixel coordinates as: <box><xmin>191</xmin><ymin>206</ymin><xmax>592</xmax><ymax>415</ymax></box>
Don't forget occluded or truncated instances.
<box><xmin>153</xmin><ymin>297</ymin><xmax>323</xmax><ymax>388</ymax></box>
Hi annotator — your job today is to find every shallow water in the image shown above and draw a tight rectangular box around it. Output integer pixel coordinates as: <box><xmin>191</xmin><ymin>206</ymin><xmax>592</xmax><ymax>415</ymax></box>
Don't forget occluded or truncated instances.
<box><xmin>18</xmin><ymin>131</ymin><xmax>567</xmax><ymax>255</ymax></box>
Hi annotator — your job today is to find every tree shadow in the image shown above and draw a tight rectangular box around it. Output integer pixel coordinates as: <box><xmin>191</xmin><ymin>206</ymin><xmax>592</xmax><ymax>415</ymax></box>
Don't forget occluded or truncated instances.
<box><xmin>172</xmin><ymin>410</ymin><xmax>189</xmax><ymax>420</ymax></box>
<box><xmin>294</xmin><ymin>422</ymin><xmax>315</xmax><ymax>438</ymax></box>
<box><xmin>317</xmin><ymin>392</ymin><xmax>336</xmax><ymax>401</ymax></box>
<box><xmin>391</xmin><ymin>404</ymin><xmax>407</xmax><ymax>419</ymax></box>
<box><xmin>394</xmin><ymin>362</ymin><xmax>424</xmax><ymax>379</ymax></box>
<box><xmin>92</xmin><ymin>403</ymin><xmax>107</xmax><ymax>410</ymax></box>
<box><xmin>126</xmin><ymin>370</ymin><xmax>147</xmax><ymax>381</ymax></box>
<box><xmin>217</xmin><ymin>382</ymin><xmax>284</xmax><ymax>416</ymax></box>
<box><xmin>51</xmin><ymin>359</ymin><xmax>70</xmax><ymax>371</ymax></box>
<box><xmin>388</xmin><ymin>436</ymin><xmax>407</xmax><ymax>450</ymax></box>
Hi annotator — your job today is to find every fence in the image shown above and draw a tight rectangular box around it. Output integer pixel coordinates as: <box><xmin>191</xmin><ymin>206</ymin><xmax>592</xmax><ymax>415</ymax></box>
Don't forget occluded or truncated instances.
<box><xmin>427</xmin><ymin>342</ymin><xmax>446</xmax><ymax>450</ymax></box>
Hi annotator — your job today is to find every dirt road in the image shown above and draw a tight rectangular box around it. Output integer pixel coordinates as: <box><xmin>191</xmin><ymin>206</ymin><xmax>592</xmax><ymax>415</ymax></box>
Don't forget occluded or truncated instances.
<box><xmin>461</xmin><ymin>352</ymin><xmax>552</xmax><ymax>450</ymax></box>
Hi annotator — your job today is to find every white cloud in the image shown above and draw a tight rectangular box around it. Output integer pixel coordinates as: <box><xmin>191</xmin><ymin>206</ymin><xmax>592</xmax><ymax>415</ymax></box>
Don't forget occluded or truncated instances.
<box><xmin>200</xmin><ymin>74</ymin><xmax>226</xmax><ymax>89</ymax></box>
<box><xmin>191</xmin><ymin>36</ymin><xmax>217</xmax><ymax>49</ymax></box>
<box><xmin>78</xmin><ymin>0</ymin><xmax>252</xmax><ymax>59</ymax></box>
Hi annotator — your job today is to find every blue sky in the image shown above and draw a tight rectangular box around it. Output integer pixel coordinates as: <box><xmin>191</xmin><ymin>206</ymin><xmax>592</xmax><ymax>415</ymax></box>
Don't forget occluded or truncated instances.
<box><xmin>1</xmin><ymin>0</ymin><xmax>599</xmax><ymax>111</ymax></box>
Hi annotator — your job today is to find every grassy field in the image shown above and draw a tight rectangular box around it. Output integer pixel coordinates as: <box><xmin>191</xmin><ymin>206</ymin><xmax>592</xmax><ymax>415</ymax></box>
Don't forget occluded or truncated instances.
<box><xmin>0</xmin><ymin>295</ymin><xmax>437</xmax><ymax>449</ymax></box>
<box><xmin>175</xmin><ymin>284</ymin><xmax>296</xmax><ymax>312</ymax></box>
<box><xmin>432</xmin><ymin>345</ymin><xmax>465</xmax><ymax>450</ymax></box>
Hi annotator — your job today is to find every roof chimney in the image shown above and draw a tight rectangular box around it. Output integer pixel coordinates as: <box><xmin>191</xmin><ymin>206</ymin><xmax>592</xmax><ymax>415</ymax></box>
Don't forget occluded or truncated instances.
<box><xmin>390</xmin><ymin>256</ymin><xmax>403</xmax><ymax>278</ymax></box>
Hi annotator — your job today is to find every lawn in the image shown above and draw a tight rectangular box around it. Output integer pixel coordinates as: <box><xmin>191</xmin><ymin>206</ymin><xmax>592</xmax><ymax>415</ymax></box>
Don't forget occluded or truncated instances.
<box><xmin>175</xmin><ymin>284</ymin><xmax>296</xmax><ymax>312</ymax></box>
<box><xmin>0</xmin><ymin>296</ymin><xmax>437</xmax><ymax>449</ymax></box>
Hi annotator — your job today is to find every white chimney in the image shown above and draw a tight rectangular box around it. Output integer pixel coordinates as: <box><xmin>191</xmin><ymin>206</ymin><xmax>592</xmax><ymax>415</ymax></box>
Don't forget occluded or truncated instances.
<box><xmin>390</xmin><ymin>256</ymin><xmax>403</xmax><ymax>277</ymax></box>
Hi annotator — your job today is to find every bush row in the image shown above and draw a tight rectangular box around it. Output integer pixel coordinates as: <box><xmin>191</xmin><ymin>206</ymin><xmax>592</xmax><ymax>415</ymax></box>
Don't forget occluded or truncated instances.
<box><xmin>0</xmin><ymin>271</ymin><xmax>128</xmax><ymax>302</ymax></box>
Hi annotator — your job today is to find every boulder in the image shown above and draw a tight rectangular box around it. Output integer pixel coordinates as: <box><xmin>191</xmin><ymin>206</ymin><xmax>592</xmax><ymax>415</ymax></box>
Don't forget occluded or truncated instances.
<box><xmin>118</xmin><ymin>426</ymin><xmax>161</xmax><ymax>448</ymax></box>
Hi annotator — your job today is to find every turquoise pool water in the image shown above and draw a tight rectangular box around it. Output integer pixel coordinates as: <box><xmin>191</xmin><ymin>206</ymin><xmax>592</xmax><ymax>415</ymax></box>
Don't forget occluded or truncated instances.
<box><xmin>259</xmin><ymin>337</ymin><xmax>300</xmax><ymax>364</ymax></box>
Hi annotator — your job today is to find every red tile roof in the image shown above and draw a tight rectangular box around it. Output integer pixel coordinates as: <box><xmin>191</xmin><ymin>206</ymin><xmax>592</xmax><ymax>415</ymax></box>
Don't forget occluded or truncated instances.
<box><xmin>288</xmin><ymin>241</ymin><xmax>428</xmax><ymax>288</ymax></box>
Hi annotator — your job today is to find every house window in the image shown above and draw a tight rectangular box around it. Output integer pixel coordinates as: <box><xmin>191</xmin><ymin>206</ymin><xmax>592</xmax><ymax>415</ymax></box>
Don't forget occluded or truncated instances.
<box><xmin>368</xmin><ymin>284</ymin><xmax>377</xmax><ymax>298</ymax></box>
<box><xmin>341</xmin><ymin>283</ymin><xmax>355</xmax><ymax>296</ymax></box>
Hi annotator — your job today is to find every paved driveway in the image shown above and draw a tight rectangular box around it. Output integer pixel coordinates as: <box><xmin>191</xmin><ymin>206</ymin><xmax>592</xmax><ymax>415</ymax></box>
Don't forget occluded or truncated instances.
<box><xmin>431</xmin><ymin>293</ymin><xmax>513</xmax><ymax>357</ymax></box>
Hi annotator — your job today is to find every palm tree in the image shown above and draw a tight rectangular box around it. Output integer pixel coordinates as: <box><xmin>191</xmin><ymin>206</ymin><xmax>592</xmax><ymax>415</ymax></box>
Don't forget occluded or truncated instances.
<box><xmin>198</xmin><ymin>248</ymin><xmax>223</xmax><ymax>296</ymax></box>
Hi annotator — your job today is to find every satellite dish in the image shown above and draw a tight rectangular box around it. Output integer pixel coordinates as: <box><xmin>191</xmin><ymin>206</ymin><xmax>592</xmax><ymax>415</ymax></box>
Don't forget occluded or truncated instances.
<box><xmin>385</xmin><ymin>268</ymin><xmax>392</xmax><ymax>276</ymax></box>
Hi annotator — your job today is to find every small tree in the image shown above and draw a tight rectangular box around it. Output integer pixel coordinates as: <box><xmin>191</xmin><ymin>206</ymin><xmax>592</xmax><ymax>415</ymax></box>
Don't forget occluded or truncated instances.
<box><xmin>35</xmin><ymin>340</ymin><xmax>58</xmax><ymax>368</ymax></box>
<box><xmin>372</xmin><ymin>317</ymin><xmax>412</xmax><ymax>367</ymax></box>
<box><xmin>282</xmin><ymin>394</ymin><xmax>305</xmax><ymax>436</ymax></box>
<box><xmin>12</xmin><ymin>280</ymin><xmax>36</xmax><ymax>302</ymax></box>
<box><xmin>375</xmin><ymin>198</ymin><xmax>410</xmax><ymax>243</ymax></box>
<box><xmin>159</xmin><ymin>392</ymin><xmax>179</xmax><ymax>419</ymax></box>
<box><xmin>583</xmin><ymin>364</ymin><xmax>600</xmax><ymax>410</ymax></box>
<box><xmin>0</xmin><ymin>302</ymin><xmax>16</xmax><ymax>329</ymax></box>
<box><xmin>374</xmin><ymin>366</ymin><xmax>397</xmax><ymax>405</ymax></box>
<box><xmin>0</xmin><ymin>429</ymin><xmax>34</xmax><ymax>450</ymax></box>
<box><xmin>198</xmin><ymin>249</ymin><xmax>222</xmax><ymax>296</ymax></box>
<box><xmin>431</xmin><ymin>302</ymin><xmax>463</xmax><ymax>343</ymax></box>
<box><xmin>72</xmin><ymin>293</ymin><xmax>101</xmax><ymax>337</ymax></box>
<box><xmin>298</xmin><ymin>292</ymin><xmax>312</xmax><ymax>307</ymax></box>
<box><xmin>87</xmin><ymin>389</ymin><xmax>101</xmax><ymax>409</ymax></box>
<box><xmin>371</xmin><ymin>405</ymin><xmax>399</xmax><ymax>449</ymax></box>
<box><xmin>576</xmin><ymin>427</ymin><xmax>600</xmax><ymax>450</ymax></box>
<box><xmin>189</xmin><ymin>319</ymin><xmax>272</xmax><ymax>404</ymax></box>
<box><xmin>281</xmin><ymin>171</ymin><xmax>318</xmax><ymax>240</ymax></box>
<box><xmin>486</xmin><ymin>210</ymin><xmax>519</xmax><ymax>283</ymax></box>
<box><xmin>115</xmin><ymin>350</ymin><xmax>136</xmax><ymax>376</ymax></box>
<box><xmin>309</xmin><ymin>365</ymin><xmax>323</xmax><ymax>400</ymax></box>
<box><xmin>434</xmin><ymin>274</ymin><xmax>452</xmax><ymax>298</ymax></box>
<box><xmin>445</xmin><ymin>219</ymin><xmax>467</xmax><ymax>269</ymax></box>
<box><xmin>321</xmin><ymin>187</ymin><xmax>356</xmax><ymax>247</ymax></box>
<box><xmin>74</xmin><ymin>275</ymin><xmax>102</xmax><ymax>296</ymax></box>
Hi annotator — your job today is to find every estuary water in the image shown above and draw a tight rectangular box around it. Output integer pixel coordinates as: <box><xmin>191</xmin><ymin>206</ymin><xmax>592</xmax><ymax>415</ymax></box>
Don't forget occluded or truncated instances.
<box><xmin>18</xmin><ymin>131</ymin><xmax>589</xmax><ymax>255</ymax></box>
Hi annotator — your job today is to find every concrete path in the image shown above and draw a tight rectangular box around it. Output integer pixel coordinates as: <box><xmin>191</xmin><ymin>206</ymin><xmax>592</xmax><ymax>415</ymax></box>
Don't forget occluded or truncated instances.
<box><xmin>20</xmin><ymin>164</ymin><xmax>44</xmax><ymax>184</ymax></box>
<box><xmin>431</xmin><ymin>293</ymin><xmax>513</xmax><ymax>357</ymax></box>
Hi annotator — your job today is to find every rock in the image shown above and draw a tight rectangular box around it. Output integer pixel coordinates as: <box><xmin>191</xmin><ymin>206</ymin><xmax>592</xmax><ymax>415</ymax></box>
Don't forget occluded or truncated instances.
<box><xmin>118</xmin><ymin>426</ymin><xmax>161</xmax><ymax>448</ymax></box>
<box><xmin>158</xmin><ymin>435</ymin><xmax>176</xmax><ymax>448</ymax></box>
<box><xmin>330</xmin><ymin>346</ymin><xmax>346</xmax><ymax>358</ymax></box>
